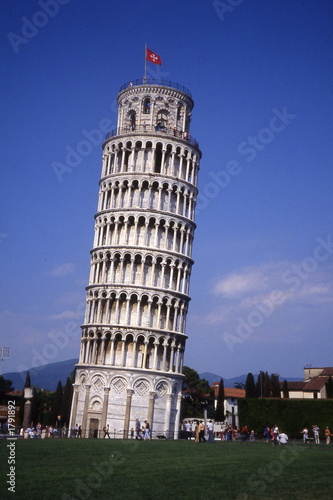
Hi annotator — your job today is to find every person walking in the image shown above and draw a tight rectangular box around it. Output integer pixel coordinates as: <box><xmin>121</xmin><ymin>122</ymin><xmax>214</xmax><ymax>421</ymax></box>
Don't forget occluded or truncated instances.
<box><xmin>144</xmin><ymin>421</ymin><xmax>151</xmax><ymax>440</ymax></box>
<box><xmin>103</xmin><ymin>424</ymin><xmax>111</xmax><ymax>438</ymax></box>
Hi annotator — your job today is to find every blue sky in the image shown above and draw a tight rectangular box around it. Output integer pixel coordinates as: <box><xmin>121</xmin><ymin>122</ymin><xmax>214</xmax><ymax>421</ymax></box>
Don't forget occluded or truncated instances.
<box><xmin>1</xmin><ymin>0</ymin><xmax>332</xmax><ymax>380</ymax></box>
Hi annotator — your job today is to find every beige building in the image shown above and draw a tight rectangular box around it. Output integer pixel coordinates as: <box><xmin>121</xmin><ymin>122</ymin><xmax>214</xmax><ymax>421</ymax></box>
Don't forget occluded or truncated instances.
<box><xmin>281</xmin><ymin>367</ymin><xmax>333</xmax><ymax>399</ymax></box>
<box><xmin>211</xmin><ymin>383</ymin><xmax>245</xmax><ymax>427</ymax></box>
<box><xmin>69</xmin><ymin>79</ymin><xmax>201</xmax><ymax>438</ymax></box>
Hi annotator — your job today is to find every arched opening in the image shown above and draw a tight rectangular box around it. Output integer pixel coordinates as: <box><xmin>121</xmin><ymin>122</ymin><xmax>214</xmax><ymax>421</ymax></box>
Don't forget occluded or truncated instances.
<box><xmin>143</xmin><ymin>97</ymin><xmax>151</xmax><ymax>114</ymax></box>
<box><xmin>156</xmin><ymin>110</ymin><xmax>168</xmax><ymax>131</ymax></box>
<box><xmin>129</xmin><ymin>110</ymin><xmax>136</xmax><ymax>131</ymax></box>
<box><xmin>154</xmin><ymin>143</ymin><xmax>163</xmax><ymax>173</ymax></box>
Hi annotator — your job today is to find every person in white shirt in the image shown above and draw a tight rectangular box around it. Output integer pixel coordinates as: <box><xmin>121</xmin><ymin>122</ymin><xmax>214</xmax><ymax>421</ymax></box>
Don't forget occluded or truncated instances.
<box><xmin>207</xmin><ymin>420</ymin><xmax>214</xmax><ymax>443</ymax></box>
<box><xmin>301</xmin><ymin>427</ymin><xmax>308</xmax><ymax>443</ymax></box>
<box><xmin>277</xmin><ymin>431</ymin><xmax>288</xmax><ymax>445</ymax></box>
<box><xmin>312</xmin><ymin>425</ymin><xmax>320</xmax><ymax>444</ymax></box>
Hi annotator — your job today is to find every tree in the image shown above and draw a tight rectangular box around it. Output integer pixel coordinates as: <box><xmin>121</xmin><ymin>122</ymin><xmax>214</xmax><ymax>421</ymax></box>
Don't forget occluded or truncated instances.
<box><xmin>326</xmin><ymin>376</ymin><xmax>333</xmax><ymax>399</ymax></box>
<box><xmin>256</xmin><ymin>371</ymin><xmax>271</xmax><ymax>398</ymax></box>
<box><xmin>181</xmin><ymin>366</ymin><xmax>214</xmax><ymax>420</ymax></box>
<box><xmin>215</xmin><ymin>378</ymin><xmax>225</xmax><ymax>421</ymax></box>
<box><xmin>0</xmin><ymin>376</ymin><xmax>14</xmax><ymax>402</ymax></box>
<box><xmin>282</xmin><ymin>379</ymin><xmax>289</xmax><ymax>399</ymax></box>
<box><xmin>50</xmin><ymin>381</ymin><xmax>63</xmax><ymax>426</ymax></box>
<box><xmin>24</xmin><ymin>370</ymin><xmax>31</xmax><ymax>388</ymax></box>
<box><xmin>234</xmin><ymin>382</ymin><xmax>245</xmax><ymax>389</ymax></box>
<box><xmin>245</xmin><ymin>373</ymin><xmax>256</xmax><ymax>398</ymax></box>
<box><xmin>60</xmin><ymin>377</ymin><xmax>73</xmax><ymax>427</ymax></box>
<box><xmin>271</xmin><ymin>373</ymin><xmax>281</xmax><ymax>398</ymax></box>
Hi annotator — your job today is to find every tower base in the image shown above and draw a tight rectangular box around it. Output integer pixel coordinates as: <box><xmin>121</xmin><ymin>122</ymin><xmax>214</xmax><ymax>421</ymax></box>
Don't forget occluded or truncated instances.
<box><xmin>70</xmin><ymin>365</ymin><xmax>183</xmax><ymax>439</ymax></box>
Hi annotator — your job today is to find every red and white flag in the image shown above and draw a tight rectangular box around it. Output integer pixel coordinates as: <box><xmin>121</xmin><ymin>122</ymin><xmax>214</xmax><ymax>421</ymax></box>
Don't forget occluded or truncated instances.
<box><xmin>146</xmin><ymin>48</ymin><xmax>162</xmax><ymax>65</ymax></box>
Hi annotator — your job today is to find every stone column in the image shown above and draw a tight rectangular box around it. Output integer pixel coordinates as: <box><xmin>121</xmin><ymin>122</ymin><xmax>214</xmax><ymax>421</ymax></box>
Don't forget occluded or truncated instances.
<box><xmin>22</xmin><ymin>387</ymin><xmax>33</xmax><ymax>432</ymax></box>
<box><xmin>68</xmin><ymin>384</ymin><xmax>80</xmax><ymax>435</ymax></box>
<box><xmin>123</xmin><ymin>389</ymin><xmax>134</xmax><ymax>438</ymax></box>
<box><xmin>174</xmin><ymin>393</ymin><xmax>182</xmax><ymax>439</ymax></box>
<box><xmin>81</xmin><ymin>384</ymin><xmax>91</xmax><ymax>438</ymax></box>
<box><xmin>147</xmin><ymin>391</ymin><xmax>156</xmax><ymax>437</ymax></box>
<box><xmin>164</xmin><ymin>394</ymin><xmax>172</xmax><ymax>438</ymax></box>
<box><xmin>101</xmin><ymin>388</ymin><xmax>110</xmax><ymax>433</ymax></box>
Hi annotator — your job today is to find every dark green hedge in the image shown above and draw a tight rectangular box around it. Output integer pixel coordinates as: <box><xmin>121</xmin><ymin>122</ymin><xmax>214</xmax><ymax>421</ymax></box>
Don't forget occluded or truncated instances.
<box><xmin>238</xmin><ymin>398</ymin><xmax>333</xmax><ymax>439</ymax></box>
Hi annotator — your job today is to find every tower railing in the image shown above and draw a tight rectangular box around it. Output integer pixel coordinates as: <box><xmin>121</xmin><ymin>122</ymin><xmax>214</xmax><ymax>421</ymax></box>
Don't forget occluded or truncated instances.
<box><xmin>119</xmin><ymin>78</ymin><xmax>192</xmax><ymax>97</ymax></box>
<box><xmin>105</xmin><ymin>124</ymin><xmax>199</xmax><ymax>149</ymax></box>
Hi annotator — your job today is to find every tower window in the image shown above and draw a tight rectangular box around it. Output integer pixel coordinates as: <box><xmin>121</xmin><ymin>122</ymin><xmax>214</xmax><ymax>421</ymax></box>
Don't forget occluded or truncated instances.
<box><xmin>143</xmin><ymin>98</ymin><xmax>151</xmax><ymax>114</ymax></box>
<box><xmin>177</xmin><ymin>105</ymin><xmax>182</xmax><ymax>120</ymax></box>
<box><xmin>156</xmin><ymin>110</ymin><xmax>168</xmax><ymax>131</ymax></box>
<box><xmin>129</xmin><ymin>111</ymin><xmax>136</xmax><ymax>131</ymax></box>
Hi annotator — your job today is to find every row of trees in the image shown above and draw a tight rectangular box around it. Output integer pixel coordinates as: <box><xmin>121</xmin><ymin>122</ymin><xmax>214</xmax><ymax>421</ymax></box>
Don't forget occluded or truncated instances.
<box><xmin>245</xmin><ymin>371</ymin><xmax>283</xmax><ymax>398</ymax></box>
<box><xmin>0</xmin><ymin>371</ymin><xmax>74</xmax><ymax>429</ymax></box>
<box><xmin>22</xmin><ymin>371</ymin><xmax>74</xmax><ymax>428</ymax></box>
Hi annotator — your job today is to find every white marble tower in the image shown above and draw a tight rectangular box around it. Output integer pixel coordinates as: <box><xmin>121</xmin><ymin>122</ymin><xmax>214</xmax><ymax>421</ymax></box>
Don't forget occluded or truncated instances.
<box><xmin>69</xmin><ymin>78</ymin><xmax>201</xmax><ymax>438</ymax></box>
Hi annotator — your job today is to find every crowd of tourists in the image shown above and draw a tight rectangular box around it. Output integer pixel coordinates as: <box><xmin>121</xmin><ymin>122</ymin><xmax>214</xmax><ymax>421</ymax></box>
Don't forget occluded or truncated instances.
<box><xmin>182</xmin><ymin>420</ymin><xmax>333</xmax><ymax>445</ymax></box>
<box><xmin>16</xmin><ymin>423</ymin><xmax>70</xmax><ymax>438</ymax></box>
<box><xmin>300</xmin><ymin>424</ymin><xmax>332</xmax><ymax>444</ymax></box>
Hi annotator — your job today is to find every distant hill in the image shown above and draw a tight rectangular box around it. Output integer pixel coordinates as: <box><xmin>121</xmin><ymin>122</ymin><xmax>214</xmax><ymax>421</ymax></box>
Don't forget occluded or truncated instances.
<box><xmin>200</xmin><ymin>372</ymin><xmax>249</xmax><ymax>387</ymax></box>
<box><xmin>3</xmin><ymin>360</ymin><xmax>301</xmax><ymax>392</ymax></box>
<box><xmin>200</xmin><ymin>372</ymin><xmax>302</xmax><ymax>387</ymax></box>
<box><xmin>3</xmin><ymin>358</ymin><xmax>78</xmax><ymax>391</ymax></box>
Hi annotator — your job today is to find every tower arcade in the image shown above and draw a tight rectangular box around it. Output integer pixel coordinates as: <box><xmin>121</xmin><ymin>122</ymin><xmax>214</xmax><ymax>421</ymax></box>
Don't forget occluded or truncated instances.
<box><xmin>69</xmin><ymin>78</ymin><xmax>201</xmax><ymax>438</ymax></box>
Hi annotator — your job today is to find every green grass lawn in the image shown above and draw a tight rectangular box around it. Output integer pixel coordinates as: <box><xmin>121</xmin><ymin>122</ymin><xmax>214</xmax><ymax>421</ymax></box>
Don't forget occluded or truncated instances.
<box><xmin>1</xmin><ymin>439</ymin><xmax>332</xmax><ymax>500</ymax></box>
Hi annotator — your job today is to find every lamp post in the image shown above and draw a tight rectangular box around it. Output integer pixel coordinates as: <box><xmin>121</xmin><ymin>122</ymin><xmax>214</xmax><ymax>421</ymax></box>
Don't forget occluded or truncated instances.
<box><xmin>0</xmin><ymin>347</ymin><xmax>9</xmax><ymax>375</ymax></box>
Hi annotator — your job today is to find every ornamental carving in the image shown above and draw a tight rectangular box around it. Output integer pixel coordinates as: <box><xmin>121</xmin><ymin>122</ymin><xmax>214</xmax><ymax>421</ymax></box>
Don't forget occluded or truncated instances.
<box><xmin>156</xmin><ymin>381</ymin><xmax>167</xmax><ymax>398</ymax></box>
<box><xmin>111</xmin><ymin>377</ymin><xmax>127</xmax><ymax>394</ymax></box>
<box><xmin>134</xmin><ymin>378</ymin><xmax>149</xmax><ymax>396</ymax></box>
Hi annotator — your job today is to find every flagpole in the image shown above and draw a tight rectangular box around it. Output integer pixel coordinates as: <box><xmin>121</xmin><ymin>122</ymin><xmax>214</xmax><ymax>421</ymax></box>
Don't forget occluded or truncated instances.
<box><xmin>144</xmin><ymin>44</ymin><xmax>147</xmax><ymax>83</ymax></box>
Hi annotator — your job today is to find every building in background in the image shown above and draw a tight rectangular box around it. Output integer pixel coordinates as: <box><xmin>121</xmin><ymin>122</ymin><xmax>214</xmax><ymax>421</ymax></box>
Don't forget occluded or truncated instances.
<box><xmin>281</xmin><ymin>367</ymin><xmax>333</xmax><ymax>399</ymax></box>
<box><xmin>69</xmin><ymin>78</ymin><xmax>201</xmax><ymax>438</ymax></box>
<box><xmin>211</xmin><ymin>383</ymin><xmax>245</xmax><ymax>428</ymax></box>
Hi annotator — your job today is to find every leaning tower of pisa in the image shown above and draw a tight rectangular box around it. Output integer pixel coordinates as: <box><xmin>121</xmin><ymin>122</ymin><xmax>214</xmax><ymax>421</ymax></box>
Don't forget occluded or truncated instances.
<box><xmin>69</xmin><ymin>78</ymin><xmax>201</xmax><ymax>439</ymax></box>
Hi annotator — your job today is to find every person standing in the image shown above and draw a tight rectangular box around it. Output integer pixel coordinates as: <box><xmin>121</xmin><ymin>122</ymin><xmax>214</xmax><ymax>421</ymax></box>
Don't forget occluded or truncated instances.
<box><xmin>198</xmin><ymin>421</ymin><xmax>206</xmax><ymax>442</ymax></box>
<box><xmin>207</xmin><ymin>420</ymin><xmax>214</xmax><ymax>443</ymax></box>
<box><xmin>301</xmin><ymin>427</ymin><xmax>308</xmax><ymax>443</ymax></box>
<box><xmin>241</xmin><ymin>425</ymin><xmax>249</xmax><ymax>442</ymax></box>
<box><xmin>273</xmin><ymin>425</ymin><xmax>279</xmax><ymax>446</ymax></box>
<box><xmin>135</xmin><ymin>418</ymin><xmax>141</xmax><ymax>439</ymax></box>
<box><xmin>263</xmin><ymin>426</ymin><xmax>271</xmax><ymax>442</ymax></box>
<box><xmin>312</xmin><ymin>425</ymin><xmax>320</xmax><ymax>444</ymax></box>
<box><xmin>194</xmin><ymin>421</ymin><xmax>199</xmax><ymax>443</ymax></box>
<box><xmin>324</xmin><ymin>426</ymin><xmax>332</xmax><ymax>445</ymax></box>
<box><xmin>184</xmin><ymin>421</ymin><xmax>191</xmax><ymax>440</ymax></box>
